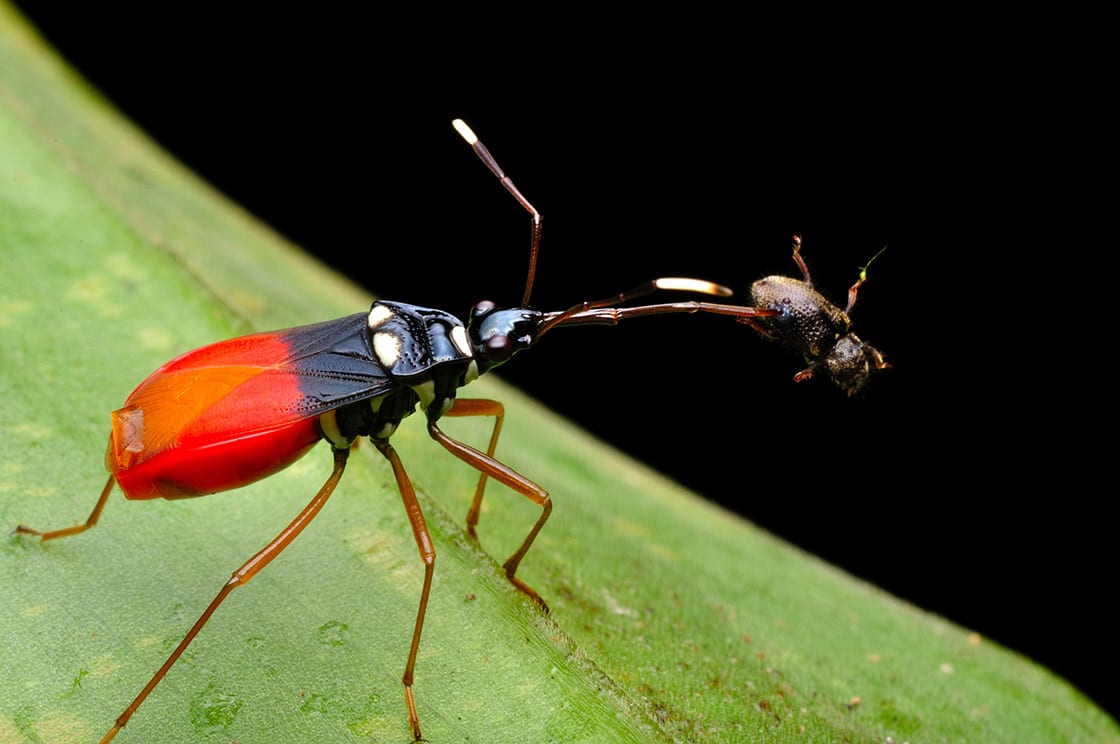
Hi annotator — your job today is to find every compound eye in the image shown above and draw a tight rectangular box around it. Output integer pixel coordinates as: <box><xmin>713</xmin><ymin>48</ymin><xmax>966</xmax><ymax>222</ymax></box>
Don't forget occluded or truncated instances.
<box><xmin>769</xmin><ymin>298</ymin><xmax>795</xmax><ymax>322</ymax></box>
<box><xmin>483</xmin><ymin>334</ymin><xmax>514</xmax><ymax>363</ymax></box>
<box><xmin>471</xmin><ymin>300</ymin><xmax>497</xmax><ymax>321</ymax></box>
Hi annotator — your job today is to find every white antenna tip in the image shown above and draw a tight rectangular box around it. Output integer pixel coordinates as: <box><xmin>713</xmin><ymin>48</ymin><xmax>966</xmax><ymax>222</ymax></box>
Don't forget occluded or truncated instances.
<box><xmin>653</xmin><ymin>277</ymin><xmax>733</xmax><ymax>297</ymax></box>
<box><xmin>452</xmin><ymin>119</ymin><xmax>478</xmax><ymax>145</ymax></box>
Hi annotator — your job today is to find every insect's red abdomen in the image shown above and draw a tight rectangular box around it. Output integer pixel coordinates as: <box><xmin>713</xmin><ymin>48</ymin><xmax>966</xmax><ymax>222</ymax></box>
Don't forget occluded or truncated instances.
<box><xmin>108</xmin><ymin>417</ymin><xmax>322</xmax><ymax>499</ymax></box>
<box><xmin>105</xmin><ymin>333</ymin><xmax>327</xmax><ymax>500</ymax></box>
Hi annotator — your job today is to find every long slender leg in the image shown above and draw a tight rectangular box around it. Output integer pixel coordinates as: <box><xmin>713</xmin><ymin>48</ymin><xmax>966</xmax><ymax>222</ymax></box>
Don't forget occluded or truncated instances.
<box><xmin>427</xmin><ymin>411</ymin><xmax>551</xmax><ymax>611</ymax></box>
<box><xmin>99</xmin><ymin>448</ymin><xmax>349</xmax><ymax>744</ymax></box>
<box><xmin>14</xmin><ymin>473</ymin><xmax>116</xmax><ymax>541</ymax></box>
<box><xmin>370</xmin><ymin>438</ymin><xmax>435</xmax><ymax>742</ymax></box>
<box><xmin>441</xmin><ymin>398</ymin><xmax>504</xmax><ymax>538</ymax></box>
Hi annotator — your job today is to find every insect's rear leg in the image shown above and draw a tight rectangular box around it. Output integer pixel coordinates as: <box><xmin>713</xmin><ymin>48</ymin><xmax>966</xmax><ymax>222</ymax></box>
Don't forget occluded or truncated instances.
<box><xmin>13</xmin><ymin>474</ymin><xmax>115</xmax><ymax>541</ymax></box>
<box><xmin>98</xmin><ymin>447</ymin><xmax>350</xmax><ymax>743</ymax></box>
<box><xmin>428</xmin><ymin>403</ymin><xmax>551</xmax><ymax>611</ymax></box>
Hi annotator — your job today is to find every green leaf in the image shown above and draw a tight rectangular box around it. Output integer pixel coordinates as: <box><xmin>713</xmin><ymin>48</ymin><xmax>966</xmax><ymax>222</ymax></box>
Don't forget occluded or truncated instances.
<box><xmin>0</xmin><ymin>5</ymin><xmax>1115</xmax><ymax>743</ymax></box>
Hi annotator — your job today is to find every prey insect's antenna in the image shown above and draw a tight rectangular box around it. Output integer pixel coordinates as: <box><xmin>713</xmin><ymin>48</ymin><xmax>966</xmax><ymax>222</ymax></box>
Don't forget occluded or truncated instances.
<box><xmin>846</xmin><ymin>244</ymin><xmax>888</xmax><ymax>313</ymax></box>
<box><xmin>453</xmin><ymin>119</ymin><xmax>542</xmax><ymax>307</ymax></box>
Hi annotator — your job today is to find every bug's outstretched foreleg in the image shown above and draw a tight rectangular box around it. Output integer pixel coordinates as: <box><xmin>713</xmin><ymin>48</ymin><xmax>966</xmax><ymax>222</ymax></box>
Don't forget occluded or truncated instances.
<box><xmin>14</xmin><ymin>474</ymin><xmax>116</xmax><ymax>541</ymax></box>
<box><xmin>427</xmin><ymin>412</ymin><xmax>551</xmax><ymax>612</ymax></box>
<box><xmin>371</xmin><ymin>438</ymin><xmax>436</xmax><ymax>742</ymax></box>
<box><xmin>98</xmin><ymin>447</ymin><xmax>350</xmax><ymax>744</ymax></box>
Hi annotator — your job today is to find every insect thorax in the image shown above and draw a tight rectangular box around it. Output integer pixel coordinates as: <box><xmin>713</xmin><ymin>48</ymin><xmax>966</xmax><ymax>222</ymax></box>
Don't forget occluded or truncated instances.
<box><xmin>316</xmin><ymin>302</ymin><xmax>485</xmax><ymax>449</ymax></box>
<box><xmin>750</xmin><ymin>276</ymin><xmax>852</xmax><ymax>360</ymax></box>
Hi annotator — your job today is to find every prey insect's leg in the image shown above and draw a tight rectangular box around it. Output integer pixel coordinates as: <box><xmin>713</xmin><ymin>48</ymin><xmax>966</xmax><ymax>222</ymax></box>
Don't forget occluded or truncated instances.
<box><xmin>793</xmin><ymin>366</ymin><xmax>819</xmax><ymax>383</ymax></box>
<box><xmin>370</xmin><ymin>438</ymin><xmax>435</xmax><ymax>742</ymax></box>
<box><xmin>441</xmin><ymin>398</ymin><xmax>505</xmax><ymax>539</ymax></box>
<box><xmin>99</xmin><ymin>447</ymin><xmax>349</xmax><ymax>744</ymax></box>
<box><xmin>427</xmin><ymin>410</ymin><xmax>551</xmax><ymax>611</ymax></box>
<box><xmin>14</xmin><ymin>474</ymin><xmax>115</xmax><ymax>541</ymax></box>
<box><xmin>790</xmin><ymin>234</ymin><xmax>811</xmax><ymax>283</ymax></box>
<box><xmin>736</xmin><ymin>315</ymin><xmax>775</xmax><ymax>336</ymax></box>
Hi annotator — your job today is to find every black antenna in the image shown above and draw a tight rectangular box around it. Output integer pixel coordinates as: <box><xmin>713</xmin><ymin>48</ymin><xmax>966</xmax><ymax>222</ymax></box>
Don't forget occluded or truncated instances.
<box><xmin>453</xmin><ymin>119</ymin><xmax>542</xmax><ymax>307</ymax></box>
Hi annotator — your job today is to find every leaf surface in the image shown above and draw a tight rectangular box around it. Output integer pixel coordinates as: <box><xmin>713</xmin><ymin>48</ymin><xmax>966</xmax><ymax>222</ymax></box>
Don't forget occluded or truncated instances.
<box><xmin>1</xmin><ymin>5</ymin><xmax>1116</xmax><ymax>743</ymax></box>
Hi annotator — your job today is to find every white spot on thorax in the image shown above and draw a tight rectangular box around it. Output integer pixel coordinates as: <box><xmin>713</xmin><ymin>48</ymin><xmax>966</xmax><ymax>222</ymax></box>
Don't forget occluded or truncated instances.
<box><xmin>373</xmin><ymin>331</ymin><xmax>402</xmax><ymax>368</ymax></box>
<box><xmin>450</xmin><ymin>325</ymin><xmax>472</xmax><ymax>357</ymax></box>
<box><xmin>367</xmin><ymin>304</ymin><xmax>394</xmax><ymax>329</ymax></box>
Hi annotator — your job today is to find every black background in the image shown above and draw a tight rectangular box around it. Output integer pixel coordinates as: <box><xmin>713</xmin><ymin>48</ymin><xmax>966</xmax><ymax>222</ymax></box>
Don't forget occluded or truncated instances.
<box><xmin>11</xmin><ymin>4</ymin><xmax>1111</xmax><ymax>723</ymax></box>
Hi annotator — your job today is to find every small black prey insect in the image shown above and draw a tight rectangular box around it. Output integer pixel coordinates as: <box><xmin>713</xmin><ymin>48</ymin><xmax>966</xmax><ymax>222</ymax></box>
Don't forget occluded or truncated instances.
<box><xmin>740</xmin><ymin>235</ymin><xmax>889</xmax><ymax>395</ymax></box>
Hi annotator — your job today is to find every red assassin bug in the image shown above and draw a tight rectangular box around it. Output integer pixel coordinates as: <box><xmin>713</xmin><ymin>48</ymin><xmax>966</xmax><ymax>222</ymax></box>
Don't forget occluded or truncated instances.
<box><xmin>740</xmin><ymin>234</ymin><xmax>889</xmax><ymax>394</ymax></box>
<box><xmin>15</xmin><ymin>119</ymin><xmax>778</xmax><ymax>742</ymax></box>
